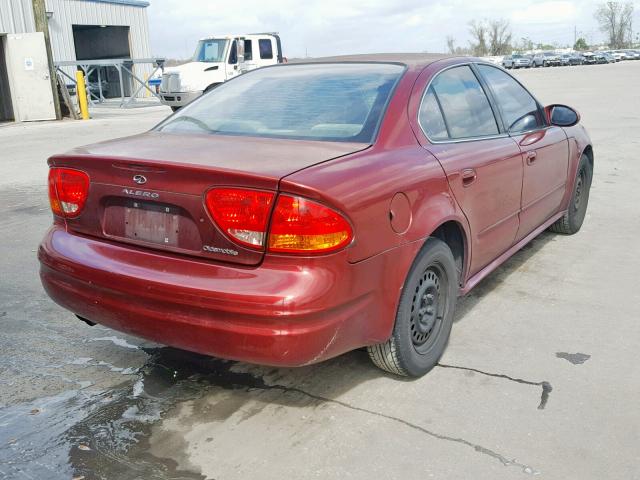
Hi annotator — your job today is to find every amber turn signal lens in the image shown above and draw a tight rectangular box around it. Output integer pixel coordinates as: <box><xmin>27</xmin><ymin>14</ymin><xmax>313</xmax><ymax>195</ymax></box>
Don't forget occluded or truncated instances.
<box><xmin>268</xmin><ymin>195</ymin><xmax>353</xmax><ymax>254</ymax></box>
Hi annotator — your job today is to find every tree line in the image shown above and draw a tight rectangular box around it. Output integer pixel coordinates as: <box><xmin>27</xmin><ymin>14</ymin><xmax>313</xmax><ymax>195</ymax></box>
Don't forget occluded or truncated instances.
<box><xmin>446</xmin><ymin>1</ymin><xmax>635</xmax><ymax>56</ymax></box>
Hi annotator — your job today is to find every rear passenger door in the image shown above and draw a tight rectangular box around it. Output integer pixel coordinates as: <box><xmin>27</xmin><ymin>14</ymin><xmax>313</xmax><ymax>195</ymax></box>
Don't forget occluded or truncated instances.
<box><xmin>476</xmin><ymin>64</ymin><xmax>569</xmax><ymax>241</ymax></box>
<box><xmin>418</xmin><ymin>65</ymin><xmax>524</xmax><ymax>275</ymax></box>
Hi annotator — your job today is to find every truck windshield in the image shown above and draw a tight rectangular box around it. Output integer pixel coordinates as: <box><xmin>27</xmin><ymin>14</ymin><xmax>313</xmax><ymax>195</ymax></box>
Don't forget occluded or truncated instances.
<box><xmin>192</xmin><ymin>39</ymin><xmax>228</xmax><ymax>63</ymax></box>
<box><xmin>157</xmin><ymin>63</ymin><xmax>405</xmax><ymax>143</ymax></box>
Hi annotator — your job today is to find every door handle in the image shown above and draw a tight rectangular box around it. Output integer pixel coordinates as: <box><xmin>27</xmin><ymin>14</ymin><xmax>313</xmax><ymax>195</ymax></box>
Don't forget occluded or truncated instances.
<box><xmin>526</xmin><ymin>151</ymin><xmax>537</xmax><ymax>165</ymax></box>
<box><xmin>461</xmin><ymin>168</ymin><xmax>477</xmax><ymax>187</ymax></box>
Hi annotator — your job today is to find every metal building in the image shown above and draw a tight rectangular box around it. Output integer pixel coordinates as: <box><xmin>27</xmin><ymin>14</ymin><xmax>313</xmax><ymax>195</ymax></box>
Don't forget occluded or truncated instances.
<box><xmin>0</xmin><ymin>0</ymin><xmax>153</xmax><ymax>122</ymax></box>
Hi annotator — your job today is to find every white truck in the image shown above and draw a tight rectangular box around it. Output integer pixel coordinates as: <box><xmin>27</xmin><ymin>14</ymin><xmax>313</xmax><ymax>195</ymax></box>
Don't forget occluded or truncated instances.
<box><xmin>159</xmin><ymin>33</ymin><xmax>284</xmax><ymax>111</ymax></box>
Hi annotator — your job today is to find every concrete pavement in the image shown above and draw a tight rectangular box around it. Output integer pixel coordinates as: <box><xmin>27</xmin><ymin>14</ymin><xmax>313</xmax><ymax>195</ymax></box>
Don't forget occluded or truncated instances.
<box><xmin>1</xmin><ymin>61</ymin><xmax>639</xmax><ymax>480</ymax></box>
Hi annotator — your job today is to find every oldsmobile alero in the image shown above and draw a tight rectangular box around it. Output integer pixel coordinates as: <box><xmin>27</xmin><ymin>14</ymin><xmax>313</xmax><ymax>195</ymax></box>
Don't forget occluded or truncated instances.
<box><xmin>39</xmin><ymin>54</ymin><xmax>593</xmax><ymax>377</ymax></box>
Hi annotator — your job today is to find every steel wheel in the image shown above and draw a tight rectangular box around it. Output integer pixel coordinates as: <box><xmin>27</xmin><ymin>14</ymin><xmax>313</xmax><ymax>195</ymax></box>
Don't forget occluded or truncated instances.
<box><xmin>367</xmin><ymin>238</ymin><xmax>458</xmax><ymax>377</ymax></box>
<box><xmin>573</xmin><ymin>165</ymin><xmax>587</xmax><ymax>212</ymax></box>
<box><xmin>410</xmin><ymin>266</ymin><xmax>448</xmax><ymax>354</ymax></box>
<box><xmin>549</xmin><ymin>153</ymin><xmax>592</xmax><ymax>235</ymax></box>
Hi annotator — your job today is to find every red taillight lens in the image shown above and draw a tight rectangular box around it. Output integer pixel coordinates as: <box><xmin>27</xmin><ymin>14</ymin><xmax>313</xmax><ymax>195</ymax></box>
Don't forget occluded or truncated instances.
<box><xmin>205</xmin><ymin>188</ymin><xmax>275</xmax><ymax>249</ymax></box>
<box><xmin>268</xmin><ymin>195</ymin><xmax>353</xmax><ymax>254</ymax></box>
<box><xmin>48</xmin><ymin>168</ymin><xmax>90</xmax><ymax>218</ymax></box>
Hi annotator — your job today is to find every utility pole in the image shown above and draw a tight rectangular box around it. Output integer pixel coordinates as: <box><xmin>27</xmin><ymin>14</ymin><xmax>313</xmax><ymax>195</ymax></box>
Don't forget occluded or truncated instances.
<box><xmin>574</xmin><ymin>25</ymin><xmax>577</xmax><ymax>47</ymax></box>
<box><xmin>32</xmin><ymin>0</ymin><xmax>62</xmax><ymax>120</ymax></box>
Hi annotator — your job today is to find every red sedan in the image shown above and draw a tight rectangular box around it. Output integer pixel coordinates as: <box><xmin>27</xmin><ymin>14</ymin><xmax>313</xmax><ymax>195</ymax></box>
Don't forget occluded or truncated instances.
<box><xmin>39</xmin><ymin>54</ymin><xmax>593</xmax><ymax>377</ymax></box>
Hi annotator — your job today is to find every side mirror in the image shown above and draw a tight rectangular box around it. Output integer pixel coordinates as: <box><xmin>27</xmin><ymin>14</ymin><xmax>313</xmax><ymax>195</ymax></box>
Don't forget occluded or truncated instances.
<box><xmin>546</xmin><ymin>104</ymin><xmax>580</xmax><ymax>127</ymax></box>
<box><xmin>236</xmin><ymin>38</ymin><xmax>245</xmax><ymax>64</ymax></box>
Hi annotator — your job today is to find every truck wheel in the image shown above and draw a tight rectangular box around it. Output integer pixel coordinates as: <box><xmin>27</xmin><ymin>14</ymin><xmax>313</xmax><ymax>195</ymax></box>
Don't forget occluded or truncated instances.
<box><xmin>368</xmin><ymin>238</ymin><xmax>458</xmax><ymax>377</ymax></box>
<box><xmin>549</xmin><ymin>154</ymin><xmax>592</xmax><ymax>235</ymax></box>
<box><xmin>171</xmin><ymin>106</ymin><xmax>180</xmax><ymax>112</ymax></box>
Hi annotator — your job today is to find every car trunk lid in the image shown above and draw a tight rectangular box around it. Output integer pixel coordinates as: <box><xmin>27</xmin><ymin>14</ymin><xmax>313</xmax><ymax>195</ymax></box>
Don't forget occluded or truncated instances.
<box><xmin>50</xmin><ymin>132</ymin><xmax>368</xmax><ymax>265</ymax></box>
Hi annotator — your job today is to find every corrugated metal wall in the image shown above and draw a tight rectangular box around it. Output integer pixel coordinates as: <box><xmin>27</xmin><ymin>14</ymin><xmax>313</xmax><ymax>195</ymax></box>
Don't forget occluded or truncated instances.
<box><xmin>1</xmin><ymin>0</ymin><xmax>154</xmax><ymax>97</ymax></box>
<box><xmin>45</xmin><ymin>0</ymin><xmax>152</xmax><ymax>63</ymax></box>
<box><xmin>46</xmin><ymin>0</ymin><xmax>153</xmax><ymax>91</ymax></box>
<box><xmin>0</xmin><ymin>0</ymin><xmax>36</xmax><ymax>34</ymax></box>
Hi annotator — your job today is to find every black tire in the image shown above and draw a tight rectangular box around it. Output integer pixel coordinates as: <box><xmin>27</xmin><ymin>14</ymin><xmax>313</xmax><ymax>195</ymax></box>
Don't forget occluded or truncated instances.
<box><xmin>549</xmin><ymin>153</ymin><xmax>592</xmax><ymax>234</ymax></box>
<box><xmin>368</xmin><ymin>238</ymin><xmax>458</xmax><ymax>377</ymax></box>
<box><xmin>171</xmin><ymin>106</ymin><xmax>180</xmax><ymax>112</ymax></box>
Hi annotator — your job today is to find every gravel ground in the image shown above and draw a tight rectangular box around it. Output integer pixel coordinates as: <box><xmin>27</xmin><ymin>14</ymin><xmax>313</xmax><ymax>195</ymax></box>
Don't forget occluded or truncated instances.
<box><xmin>1</xmin><ymin>61</ymin><xmax>639</xmax><ymax>480</ymax></box>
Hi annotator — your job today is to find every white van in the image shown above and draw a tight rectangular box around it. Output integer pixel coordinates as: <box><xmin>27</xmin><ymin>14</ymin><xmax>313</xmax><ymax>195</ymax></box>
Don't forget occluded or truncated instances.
<box><xmin>160</xmin><ymin>33</ymin><xmax>284</xmax><ymax>110</ymax></box>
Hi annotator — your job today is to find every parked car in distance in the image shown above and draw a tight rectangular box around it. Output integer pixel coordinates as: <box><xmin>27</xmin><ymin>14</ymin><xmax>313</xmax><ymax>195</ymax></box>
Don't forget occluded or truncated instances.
<box><xmin>39</xmin><ymin>54</ymin><xmax>593</xmax><ymax>378</ymax></box>
<box><xmin>560</xmin><ymin>53</ymin><xmax>584</xmax><ymax>66</ymax></box>
<box><xmin>608</xmin><ymin>51</ymin><xmax>624</xmax><ymax>61</ymax></box>
<box><xmin>503</xmin><ymin>54</ymin><xmax>532</xmax><ymax>69</ymax></box>
<box><xmin>482</xmin><ymin>55</ymin><xmax>504</xmax><ymax>65</ymax></box>
<box><xmin>532</xmin><ymin>51</ymin><xmax>562</xmax><ymax>67</ymax></box>
<box><xmin>599</xmin><ymin>52</ymin><xmax>616</xmax><ymax>63</ymax></box>
<box><xmin>624</xmin><ymin>50</ymin><xmax>640</xmax><ymax>60</ymax></box>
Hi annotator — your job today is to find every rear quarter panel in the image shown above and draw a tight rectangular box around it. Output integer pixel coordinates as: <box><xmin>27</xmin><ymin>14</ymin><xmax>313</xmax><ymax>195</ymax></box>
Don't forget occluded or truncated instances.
<box><xmin>279</xmin><ymin>146</ymin><xmax>464</xmax><ymax>264</ymax></box>
<box><xmin>279</xmin><ymin>63</ymin><xmax>471</xmax><ymax>272</ymax></box>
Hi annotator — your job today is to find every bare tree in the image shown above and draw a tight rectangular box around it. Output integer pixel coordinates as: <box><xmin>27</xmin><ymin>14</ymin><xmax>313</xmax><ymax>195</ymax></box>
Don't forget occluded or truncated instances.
<box><xmin>517</xmin><ymin>37</ymin><xmax>534</xmax><ymax>52</ymax></box>
<box><xmin>444</xmin><ymin>35</ymin><xmax>472</xmax><ymax>55</ymax></box>
<box><xmin>468</xmin><ymin>20</ymin><xmax>488</xmax><ymax>56</ymax></box>
<box><xmin>595</xmin><ymin>1</ymin><xmax>634</xmax><ymax>48</ymax></box>
<box><xmin>446</xmin><ymin>35</ymin><xmax>456</xmax><ymax>54</ymax></box>
<box><xmin>488</xmin><ymin>19</ymin><xmax>513</xmax><ymax>55</ymax></box>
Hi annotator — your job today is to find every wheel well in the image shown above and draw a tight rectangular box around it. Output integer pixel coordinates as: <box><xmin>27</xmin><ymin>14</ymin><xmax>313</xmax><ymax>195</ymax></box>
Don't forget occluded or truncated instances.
<box><xmin>430</xmin><ymin>221</ymin><xmax>466</xmax><ymax>282</ymax></box>
<box><xmin>583</xmin><ymin>145</ymin><xmax>594</xmax><ymax>169</ymax></box>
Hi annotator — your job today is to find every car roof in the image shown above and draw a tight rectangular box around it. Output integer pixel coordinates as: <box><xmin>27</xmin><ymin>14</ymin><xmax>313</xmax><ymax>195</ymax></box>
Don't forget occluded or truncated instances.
<box><xmin>293</xmin><ymin>53</ymin><xmax>460</xmax><ymax>69</ymax></box>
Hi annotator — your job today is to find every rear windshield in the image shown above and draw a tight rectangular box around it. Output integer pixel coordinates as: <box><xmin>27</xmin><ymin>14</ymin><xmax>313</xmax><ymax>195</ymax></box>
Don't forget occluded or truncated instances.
<box><xmin>156</xmin><ymin>63</ymin><xmax>405</xmax><ymax>143</ymax></box>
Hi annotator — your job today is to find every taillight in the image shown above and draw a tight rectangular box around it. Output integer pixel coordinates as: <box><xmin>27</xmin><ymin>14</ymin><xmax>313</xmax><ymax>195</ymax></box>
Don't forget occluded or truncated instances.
<box><xmin>268</xmin><ymin>195</ymin><xmax>353</xmax><ymax>254</ymax></box>
<box><xmin>205</xmin><ymin>188</ymin><xmax>275</xmax><ymax>250</ymax></box>
<box><xmin>48</xmin><ymin>168</ymin><xmax>90</xmax><ymax>218</ymax></box>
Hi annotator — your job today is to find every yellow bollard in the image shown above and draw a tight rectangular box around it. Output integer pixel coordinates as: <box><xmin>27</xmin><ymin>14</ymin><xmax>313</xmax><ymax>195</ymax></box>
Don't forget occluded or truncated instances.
<box><xmin>75</xmin><ymin>70</ymin><xmax>90</xmax><ymax>120</ymax></box>
<box><xmin>144</xmin><ymin>73</ymin><xmax>150</xmax><ymax>98</ymax></box>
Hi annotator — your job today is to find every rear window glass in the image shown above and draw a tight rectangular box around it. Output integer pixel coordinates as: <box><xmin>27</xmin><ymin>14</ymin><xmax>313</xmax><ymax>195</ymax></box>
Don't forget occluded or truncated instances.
<box><xmin>157</xmin><ymin>63</ymin><xmax>405</xmax><ymax>143</ymax></box>
<box><xmin>259</xmin><ymin>39</ymin><xmax>273</xmax><ymax>59</ymax></box>
<box><xmin>419</xmin><ymin>87</ymin><xmax>448</xmax><ymax>141</ymax></box>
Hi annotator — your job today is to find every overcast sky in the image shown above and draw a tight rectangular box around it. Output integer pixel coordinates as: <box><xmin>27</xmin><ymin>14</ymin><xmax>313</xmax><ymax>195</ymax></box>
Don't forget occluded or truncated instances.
<box><xmin>147</xmin><ymin>0</ymin><xmax>640</xmax><ymax>59</ymax></box>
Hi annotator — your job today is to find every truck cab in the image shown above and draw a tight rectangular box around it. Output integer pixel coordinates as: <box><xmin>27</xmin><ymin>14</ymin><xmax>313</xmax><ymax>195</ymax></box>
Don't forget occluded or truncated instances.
<box><xmin>160</xmin><ymin>33</ymin><xmax>284</xmax><ymax>111</ymax></box>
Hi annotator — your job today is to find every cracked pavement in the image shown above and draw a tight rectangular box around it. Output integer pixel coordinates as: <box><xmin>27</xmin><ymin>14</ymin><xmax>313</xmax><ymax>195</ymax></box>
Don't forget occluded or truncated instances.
<box><xmin>1</xmin><ymin>62</ymin><xmax>640</xmax><ymax>480</ymax></box>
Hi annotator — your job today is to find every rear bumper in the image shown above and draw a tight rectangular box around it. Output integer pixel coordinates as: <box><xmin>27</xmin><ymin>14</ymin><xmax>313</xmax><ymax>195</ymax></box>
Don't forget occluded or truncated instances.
<box><xmin>159</xmin><ymin>90</ymin><xmax>202</xmax><ymax>108</ymax></box>
<box><xmin>38</xmin><ymin>226</ymin><xmax>408</xmax><ymax>366</ymax></box>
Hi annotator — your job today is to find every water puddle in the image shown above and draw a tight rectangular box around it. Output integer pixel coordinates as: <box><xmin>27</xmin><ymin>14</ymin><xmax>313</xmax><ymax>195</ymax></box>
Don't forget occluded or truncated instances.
<box><xmin>0</xmin><ymin>347</ymin><xmax>271</xmax><ymax>480</ymax></box>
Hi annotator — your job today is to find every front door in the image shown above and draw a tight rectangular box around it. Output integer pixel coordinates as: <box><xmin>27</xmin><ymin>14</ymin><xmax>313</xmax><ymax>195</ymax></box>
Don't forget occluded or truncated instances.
<box><xmin>225</xmin><ymin>40</ymin><xmax>240</xmax><ymax>80</ymax></box>
<box><xmin>417</xmin><ymin>65</ymin><xmax>524</xmax><ymax>275</ymax></box>
<box><xmin>511</xmin><ymin>127</ymin><xmax>569</xmax><ymax>239</ymax></box>
<box><xmin>4</xmin><ymin>32</ymin><xmax>55</xmax><ymax>121</ymax></box>
<box><xmin>476</xmin><ymin>64</ymin><xmax>569</xmax><ymax>241</ymax></box>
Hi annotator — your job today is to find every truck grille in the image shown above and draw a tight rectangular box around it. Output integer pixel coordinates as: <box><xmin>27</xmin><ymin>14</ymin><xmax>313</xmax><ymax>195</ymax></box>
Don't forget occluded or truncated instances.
<box><xmin>161</xmin><ymin>72</ymin><xmax>181</xmax><ymax>93</ymax></box>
